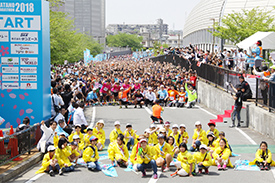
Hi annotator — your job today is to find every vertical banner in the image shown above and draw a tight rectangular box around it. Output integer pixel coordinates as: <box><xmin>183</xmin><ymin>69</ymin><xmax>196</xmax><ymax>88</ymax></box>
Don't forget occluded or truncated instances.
<box><xmin>0</xmin><ymin>0</ymin><xmax>51</xmax><ymax>128</ymax></box>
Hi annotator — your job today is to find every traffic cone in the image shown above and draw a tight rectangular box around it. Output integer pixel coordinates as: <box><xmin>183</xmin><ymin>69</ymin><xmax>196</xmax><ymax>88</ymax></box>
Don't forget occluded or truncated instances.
<box><xmin>0</xmin><ymin>130</ymin><xmax>6</xmax><ymax>155</ymax></box>
<box><xmin>9</xmin><ymin>125</ymin><xmax>14</xmax><ymax>135</ymax></box>
<box><xmin>7</xmin><ymin>126</ymin><xmax>22</xmax><ymax>161</ymax></box>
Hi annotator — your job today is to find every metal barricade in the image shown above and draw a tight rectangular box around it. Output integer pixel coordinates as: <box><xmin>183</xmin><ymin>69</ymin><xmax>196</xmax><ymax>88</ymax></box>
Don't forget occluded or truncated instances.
<box><xmin>255</xmin><ymin>78</ymin><xmax>275</xmax><ymax>112</ymax></box>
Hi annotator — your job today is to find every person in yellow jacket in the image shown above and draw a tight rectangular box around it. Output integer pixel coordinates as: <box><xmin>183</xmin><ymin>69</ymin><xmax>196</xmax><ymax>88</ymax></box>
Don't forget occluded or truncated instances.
<box><xmin>179</xmin><ymin>124</ymin><xmax>189</xmax><ymax>144</ymax></box>
<box><xmin>206</xmin><ymin>132</ymin><xmax>216</xmax><ymax>157</ymax></box>
<box><xmin>173</xmin><ymin>143</ymin><xmax>194</xmax><ymax>177</ymax></box>
<box><xmin>109</xmin><ymin>121</ymin><xmax>123</xmax><ymax>143</ymax></box>
<box><xmin>206</xmin><ymin>122</ymin><xmax>219</xmax><ymax>139</ymax></box>
<box><xmin>249</xmin><ymin>141</ymin><xmax>275</xmax><ymax>170</ymax></box>
<box><xmin>83</xmin><ymin>136</ymin><xmax>101</xmax><ymax>171</ymax></box>
<box><xmin>212</xmin><ymin>139</ymin><xmax>233</xmax><ymax>170</ymax></box>
<box><xmin>108</xmin><ymin>134</ymin><xmax>129</xmax><ymax>167</ymax></box>
<box><xmin>171</xmin><ymin>124</ymin><xmax>181</xmax><ymax>147</ymax></box>
<box><xmin>134</xmin><ymin>139</ymin><xmax>158</xmax><ymax>179</ymax></box>
<box><xmin>213</xmin><ymin>131</ymin><xmax>232</xmax><ymax>152</ymax></box>
<box><xmin>164</xmin><ymin>121</ymin><xmax>172</xmax><ymax>137</ymax></box>
<box><xmin>55</xmin><ymin>137</ymin><xmax>75</xmax><ymax>172</ymax></box>
<box><xmin>124</xmin><ymin>123</ymin><xmax>137</xmax><ymax>150</ymax></box>
<box><xmin>93</xmin><ymin>119</ymin><xmax>106</xmax><ymax>150</ymax></box>
<box><xmin>190</xmin><ymin>121</ymin><xmax>207</xmax><ymax>152</ymax></box>
<box><xmin>68</xmin><ymin>141</ymin><xmax>81</xmax><ymax>164</ymax></box>
<box><xmin>167</xmin><ymin>136</ymin><xmax>178</xmax><ymax>157</ymax></box>
<box><xmin>84</xmin><ymin>127</ymin><xmax>94</xmax><ymax>148</ymax></box>
<box><xmin>72</xmin><ymin>135</ymin><xmax>84</xmax><ymax>153</ymax></box>
<box><xmin>68</xmin><ymin>124</ymin><xmax>84</xmax><ymax>150</ymax></box>
<box><xmin>154</xmin><ymin>134</ymin><xmax>173</xmax><ymax>172</ymax></box>
<box><xmin>36</xmin><ymin>145</ymin><xmax>65</xmax><ymax>176</ymax></box>
<box><xmin>53</xmin><ymin>132</ymin><xmax>66</xmax><ymax>147</ymax></box>
<box><xmin>148</xmin><ymin>124</ymin><xmax>159</xmax><ymax>146</ymax></box>
<box><xmin>193</xmin><ymin>144</ymin><xmax>212</xmax><ymax>174</ymax></box>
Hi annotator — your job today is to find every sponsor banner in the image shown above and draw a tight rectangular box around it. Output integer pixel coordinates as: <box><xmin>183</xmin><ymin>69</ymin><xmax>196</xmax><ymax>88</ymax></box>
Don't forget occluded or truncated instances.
<box><xmin>0</xmin><ymin>15</ymin><xmax>41</xmax><ymax>30</ymax></box>
<box><xmin>2</xmin><ymin>82</ymin><xmax>19</xmax><ymax>89</ymax></box>
<box><xmin>20</xmin><ymin>57</ymin><xmax>38</xmax><ymax>65</ymax></box>
<box><xmin>20</xmin><ymin>67</ymin><xmax>37</xmax><ymax>73</ymax></box>
<box><xmin>10</xmin><ymin>32</ymin><xmax>38</xmax><ymax>42</ymax></box>
<box><xmin>2</xmin><ymin>66</ymin><xmax>19</xmax><ymax>73</ymax></box>
<box><xmin>0</xmin><ymin>31</ymin><xmax>8</xmax><ymax>42</ymax></box>
<box><xmin>1</xmin><ymin>57</ymin><xmax>19</xmax><ymax>65</ymax></box>
<box><xmin>21</xmin><ymin>82</ymin><xmax>37</xmax><ymax>89</ymax></box>
<box><xmin>2</xmin><ymin>75</ymin><xmax>19</xmax><ymax>81</ymax></box>
<box><xmin>20</xmin><ymin>75</ymin><xmax>37</xmax><ymax>81</ymax></box>
<box><xmin>11</xmin><ymin>43</ymin><xmax>38</xmax><ymax>54</ymax></box>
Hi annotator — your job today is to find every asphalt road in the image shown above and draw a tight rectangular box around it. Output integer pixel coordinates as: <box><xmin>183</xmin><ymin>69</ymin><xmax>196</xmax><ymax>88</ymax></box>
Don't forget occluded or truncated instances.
<box><xmin>9</xmin><ymin>105</ymin><xmax>275</xmax><ymax>183</ymax></box>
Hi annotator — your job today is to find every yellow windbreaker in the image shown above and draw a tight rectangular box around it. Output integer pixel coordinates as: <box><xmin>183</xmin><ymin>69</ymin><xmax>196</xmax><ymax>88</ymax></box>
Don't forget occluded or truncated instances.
<box><xmin>84</xmin><ymin>133</ymin><xmax>94</xmax><ymax>148</ymax></box>
<box><xmin>249</xmin><ymin>149</ymin><xmax>275</xmax><ymax>166</ymax></box>
<box><xmin>166</xmin><ymin>128</ymin><xmax>172</xmax><ymax>137</ymax></box>
<box><xmin>148</xmin><ymin>131</ymin><xmax>158</xmax><ymax>145</ymax></box>
<box><xmin>212</xmin><ymin>147</ymin><xmax>233</xmax><ymax>167</ymax></box>
<box><xmin>123</xmin><ymin>129</ymin><xmax>137</xmax><ymax>144</ymax></box>
<box><xmin>206</xmin><ymin>128</ymin><xmax>219</xmax><ymax>139</ymax></box>
<box><xmin>109</xmin><ymin>128</ymin><xmax>123</xmax><ymax>143</ymax></box>
<box><xmin>171</xmin><ymin>132</ymin><xmax>181</xmax><ymax>147</ymax></box>
<box><xmin>93</xmin><ymin>127</ymin><xmax>106</xmax><ymax>148</ymax></box>
<box><xmin>68</xmin><ymin>132</ymin><xmax>84</xmax><ymax>143</ymax></box>
<box><xmin>130</xmin><ymin>145</ymin><xmax>155</xmax><ymax>164</ymax></box>
<box><xmin>179</xmin><ymin>131</ymin><xmax>189</xmax><ymax>144</ymax></box>
<box><xmin>68</xmin><ymin>145</ymin><xmax>80</xmax><ymax>158</ymax></box>
<box><xmin>83</xmin><ymin>145</ymin><xmax>99</xmax><ymax>163</ymax></box>
<box><xmin>53</xmin><ymin>135</ymin><xmax>59</xmax><ymax>147</ymax></box>
<box><xmin>108</xmin><ymin>142</ymin><xmax>129</xmax><ymax>162</ymax></box>
<box><xmin>177</xmin><ymin>151</ymin><xmax>195</xmax><ymax>173</ymax></box>
<box><xmin>36</xmin><ymin>153</ymin><xmax>64</xmax><ymax>174</ymax></box>
<box><xmin>154</xmin><ymin>142</ymin><xmax>173</xmax><ymax>159</ymax></box>
<box><xmin>55</xmin><ymin>146</ymin><xmax>72</xmax><ymax>167</ymax></box>
<box><xmin>213</xmin><ymin>137</ymin><xmax>229</xmax><ymax>150</ymax></box>
<box><xmin>193</xmin><ymin>152</ymin><xmax>212</xmax><ymax>167</ymax></box>
<box><xmin>192</xmin><ymin>129</ymin><xmax>207</xmax><ymax>145</ymax></box>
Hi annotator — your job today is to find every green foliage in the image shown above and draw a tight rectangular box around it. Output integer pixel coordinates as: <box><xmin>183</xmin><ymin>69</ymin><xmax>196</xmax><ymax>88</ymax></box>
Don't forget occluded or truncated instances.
<box><xmin>152</xmin><ymin>41</ymin><xmax>169</xmax><ymax>56</ymax></box>
<box><xmin>106</xmin><ymin>33</ymin><xmax>143</xmax><ymax>50</ymax></box>
<box><xmin>210</xmin><ymin>7</ymin><xmax>275</xmax><ymax>45</ymax></box>
<box><xmin>48</xmin><ymin>0</ymin><xmax>102</xmax><ymax>64</ymax></box>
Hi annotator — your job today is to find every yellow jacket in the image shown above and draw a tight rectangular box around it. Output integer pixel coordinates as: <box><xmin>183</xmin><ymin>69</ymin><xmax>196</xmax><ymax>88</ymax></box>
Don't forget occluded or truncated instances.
<box><xmin>171</xmin><ymin>132</ymin><xmax>181</xmax><ymax>147</ymax></box>
<box><xmin>123</xmin><ymin>129</ymin><xmax>137</xmax><ymax>144</ymax></box>
<box><xmin>213</xmin><ymin>137</ymin><xmax>229</xmax><ymax>150</ymax></box>
<box><xmin>108</xmin><ymin>142</ymin><xmax>129</xmax><ymax>162</ymax></box>
<box><xmin>84</xmin><ymin>133</ymin><xmax>94</xmax><ymax>148</ymax></box>
<box><xmin>166</xmin><ymin>128</ymin><xmax>172</xmax><ymax>137</ymax></box>
<box><xmin>93</xmin><ymin>127</ymin><xmax>106</xmax><ymax>147</ymax></box>
<box><xmin>192</xmin><ymin>129</ymin><xmax>207</xmax><ymax>145</ymax></box>
<box><xmin>68</xmin><ymin>132</ymin><xmax>84</xmax><ymax>143</ymax></box>
<box><xmin>179</xmin><ymin>131</ymin><xmax>189</xmax><ymax>144</ymax></box>
<box><xmin>212</xmin><ymin>147</ymin><xmax>233</xmax><ymax>167</ymax></box>
<box><xmin>53</xmin><ymin>135</ymin><xmax>59</xmax><ymax>147</ymax></box>
<box><xmin>206</xmin><ymin>128</ymin><xmax>219</xmax><ymax>139</ymax></box>
<box><xmin>249</xmin><ymin>149</ymin><xmax>275</xmax><ymax>166</ymax></box>
<box><xmin>177</xmin><ymin>151</ymin><xmax>195</xmax><ymax>173</ymax></box>
<box><xmin>68</xmin><ymin>146</ymin><xmax>80</xmax><ymax>157</ymax></box>
<box><xmin>83</xmin><ymin>145</ymin><xmax>99</xmax><ymax>163</ymax></box>
<box><xmin>193</xmin><ymin>152</ymin><xmax>212</xmax><ymax>167</ymax></box>
<box><xmin>36</xmin><ymin>153</ymin><xmax>64</xmax><ymax>174</ymax></box>
<box><xmin>55</xmin><ymin>146</ymin><xmax>72</xmax><ymax>167</ymax></box>
<box><xmin>154</xmin><ymin>142</ymin><xmax>173</xmax><ymax>159</ymax></box>
<box><xmin>206</xmin><ymin>140</ymin><xmax>216</xmax><ymax>151</ymax></box>
<box><xmin>109</xmin><ymin>128</ymin><xmax>123</xmax><ymax>143</ymax></box>
<box><xmin>130</xmin><ymin>145</ymin><xmax>155</xmax><ymax>164</ymax></box>
<box><xmin>148</xmin><ymin>131</ymin><xmax>158</xmax><ymax>145</ymax></box>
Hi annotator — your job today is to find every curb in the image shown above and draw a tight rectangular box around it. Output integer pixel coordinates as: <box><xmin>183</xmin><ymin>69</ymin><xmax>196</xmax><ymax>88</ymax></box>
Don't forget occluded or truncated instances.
<box><xmin>0</xmin><ymin>152</ymin><xmax>43</xmax><ymax>183</ymax></box>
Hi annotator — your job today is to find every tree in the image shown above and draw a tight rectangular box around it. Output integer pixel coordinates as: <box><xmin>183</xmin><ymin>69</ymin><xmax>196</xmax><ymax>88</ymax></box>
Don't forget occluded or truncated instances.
<box><xmin>106</xmin><ymin>33</ymin><xmax>143</xmax><ymax>50</ymax></box>
<box><xmin>210</xmin><ymin>7</ymin><xmax>275</xmax><ymax>45</ymax></box>
<box><xmin>48</xmin><ymin>0</ymin><xmax>102</xmax><ymax>64</ymax></box>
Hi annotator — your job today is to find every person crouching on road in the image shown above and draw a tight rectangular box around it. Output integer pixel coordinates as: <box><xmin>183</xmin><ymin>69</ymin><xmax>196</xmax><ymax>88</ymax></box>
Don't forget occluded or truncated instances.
<box><xmin>154</xmin><ymin>134</ymin><xmax>173</xmax><ymax>172</ymax></box>
<box><xmin>36</xmin><ymin>145</ymin><xmax>64</xmax><ymax>176</ymax></box>
<box><xmin>93</xmin><ymin>120</ymin><xmax>106</xmax><ymax>151</ymax></box>
<box><xmin>124</xmin><ymin>123</ymin><xmax>137</xmax><ymax>150</ymax></box>
<box><xmin>119</xmin><ymin>86</ymin><xmax>131</xmax><ymax>108</ymax></box>
<box><xmin>135</xmin><ymin>139</ymin><xmax>158</xmax><ymax>179</ymax></box>
<box><xmin>108</xmin><ymin>134</ymin><xmax>129</xmax><ymax>167</ymax></box>
<box><xmin>68</xmin><ymin>141</ymin><xmax>81</xmax><ymax>165</ymax></box>
<box><xmin>190</xmin><ymin>121</ymin><xmax>207</xmax><ymax>152</ymax></box>
<box><xmin>185</xmin><ymin>83</ymin><xmax>197</xmax><ymax>108</ymax></box>
<box><xmin>212</xmin><ymin>139</ymin><xmax>233</xmax><ymax>170</ymax></box>
<box><xmin>193</xmin><ymin>144</ymin><xmax>212</xmax><ymax>174</ymax></box>
<box><xmin>83</xmin><ymin>136</ymin><xmax>101</xmax><ymax>171</ymax></box>
<box><xmin>249</xmin><ymin>141</ymin><xmax>275</xmax><ymax>170</ymax></box>
<box><xmin>109</xmin><ymin>121</ymin><xmax>123</xmax><ymax>143</ymax></box>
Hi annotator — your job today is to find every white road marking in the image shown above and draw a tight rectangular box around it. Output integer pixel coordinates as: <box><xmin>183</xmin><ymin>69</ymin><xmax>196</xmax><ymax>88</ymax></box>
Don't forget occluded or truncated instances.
<box><xmin>25</xmin><ymin>173</ymin><xmax>45</xmax><ymax>183</ymax></box>
<box><xmin>271</xmin><ymin>167</ymin><xmax>275</xmax><ymax>180</ymax></box>
<box><xmin>145</xmin><ymin>107</ymin><xmax>152</xmax><ymax>115</ymax></box>
<box><xmin>90</xmin><ymin>106</ymin><xmax>96</xmax><ymax>127</ymax></box>
<box><xmin>196</xmin><ymin>105</ymin><xmax>257</xmax><ymax>145</ymax></box>
<box><xmin>148</xmin><ymin>171</ymin><xmax>162</xmax><ymax>183</ymax></box>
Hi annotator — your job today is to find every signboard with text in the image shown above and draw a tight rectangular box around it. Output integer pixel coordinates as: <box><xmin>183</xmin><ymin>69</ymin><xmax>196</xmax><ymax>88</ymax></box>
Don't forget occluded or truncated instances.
<box><xmin>0</xmin><ymin>0</ymin><xmax>51</xmax><ymax>128</ymax></box>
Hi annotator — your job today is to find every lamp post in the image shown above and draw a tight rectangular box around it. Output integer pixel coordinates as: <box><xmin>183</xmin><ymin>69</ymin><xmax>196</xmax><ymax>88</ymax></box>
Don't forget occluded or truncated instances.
<box><xmin>210</xmin><ymin>18</ymin><xmax>215</xmax><ymax>53</ymax></box>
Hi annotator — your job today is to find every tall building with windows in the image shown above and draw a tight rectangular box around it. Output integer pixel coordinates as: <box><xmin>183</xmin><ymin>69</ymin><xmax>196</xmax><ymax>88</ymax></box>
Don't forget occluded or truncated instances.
<box><xmin>58</xmin><ymin>0</ymin><xmax>105</xmax><ymax>45</ymax></box>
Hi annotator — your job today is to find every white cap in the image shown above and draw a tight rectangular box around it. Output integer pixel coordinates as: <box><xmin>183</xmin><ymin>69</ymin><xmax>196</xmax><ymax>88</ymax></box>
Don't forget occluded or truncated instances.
<box><xmin>144</xmin><ymin>128</ymin><xmax>151</xmax><ymax>133</ymax></box>
<box><xmin>47</xmin><ymin>145</ymin><xmax>56</xmax><ymax>151</ymax></box>
<box><xmin>148</xmin><ymin>87</ymin><xmax>152</xmax><ymax>90</ymax></box>
<box><xmin>120</xmin><ymin>87</ymin><xmax>124</xmax><ymax>90</ymax></box>
<box><xmin>172</xmin><ymin>124</ymin><xmax>179</xmax><ymax>129</ymax></box>
<box><xmin>159</xmin><ymin>128</ymin><xmax>166</xmax><ymax>133</ymax></box>
<box><xmin>73</xmin><ymin>135</ymin><xmax>80</xmax><ymax>140</ymax></box>
<box><xmin>179</xmin><ymin>124</ymin><xmax>186</xmax><ymax>128</ymax></box>
<box><xmin>199</xmin><ymin>144</ymin><xmax>208</xmax><ymax>150</ymax></box>
<box><xmin>97</xmin><ymin>119</ymin><xmax>104</xmax><ymax>125</ymax></box>
<box><xmin>93</xmin><ymin>88</ymin><xmax>97</xmax><ymax>91</ymax></box>
<box><xmin>160</xmin><ymin>85</ymin><xmax>164</xmax><ymax>88</ymax></box>
<box><xmin>139</xmin><ymin>139</ymin><xmax>147</xmax><ymax>143</ymax></box>
<box><xmin>150</xmin><ymin>124</ymin><xmax>156</xmax><ymax>128</ymax></box>
<box><xmin>194</xmin><ymin>121</ymin><xmax>201</xmax><ymax>126</ymax></box>
<box><xmin>114</xmin><ymin>121</ymin><xmax>120</xmax><ymax>126</ymax></box>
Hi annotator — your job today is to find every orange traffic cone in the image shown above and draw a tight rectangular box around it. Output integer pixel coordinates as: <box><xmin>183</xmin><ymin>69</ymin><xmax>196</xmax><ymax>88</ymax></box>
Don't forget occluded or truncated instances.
<box><xmin>9</xmin><ymin>125</ymin><xmax>14</xmax><ymax>135</ymax></box>
<box><xmin>0</xmin><ymin>130</ymin><xmax>6</xmax><ymax>155</ymax></box>
<box><xmin>7</xmin><ymin>126</ymin><xmax>22</xmax><ymax>161</ymax></box>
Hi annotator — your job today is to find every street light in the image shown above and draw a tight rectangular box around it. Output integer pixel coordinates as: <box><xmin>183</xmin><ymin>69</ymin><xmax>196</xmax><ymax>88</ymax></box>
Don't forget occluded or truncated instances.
<box><xmin>210</xmin><ymin>18</ymin><xmax>215</xmax><ymax>53</ymax></box>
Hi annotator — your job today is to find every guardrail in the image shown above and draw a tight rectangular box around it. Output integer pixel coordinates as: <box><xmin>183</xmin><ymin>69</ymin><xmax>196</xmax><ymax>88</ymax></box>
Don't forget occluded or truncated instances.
<box><xmin>0</xmin><ymin>124</ymin><xmax>41</xmax><ymax>166</ymax></box>
<box><xmin>255</xmin><ymin>78</ymin><xmax>275</xmax><ymax>112</ymax></box>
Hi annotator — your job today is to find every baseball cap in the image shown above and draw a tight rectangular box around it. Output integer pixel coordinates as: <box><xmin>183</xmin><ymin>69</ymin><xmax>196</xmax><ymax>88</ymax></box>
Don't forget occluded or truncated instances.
<box><xmin>75</xmin><ymin>124</ymin><xmax>81</xmax><ymax>128</ymax></box>
<box><xmin>97</xmin><ymin>119</ymin><xmax>104</xmax><ymax>125</ymax></box>
<box><xmin>207</xmin><ymin>132</ymin><xmax>215</xmax><ymax>138</ymax></box>
<box><xmin>164</xmin><ymin>121</ymin><xmax>171</xmax><ymax>126</ymax></box>
<box><xmin>89</xmin><ymin>136</ymin><xmax>98</xmax><ymax>141</ymax></box>
<box><xmin>172</xmin><ymin>124</ymin><xmax>179</xmax><ymax>129</ymax></box>
<box><xmin>126</xmin><ymin>123</ymin><xmax>132</xmax><ymax>128</ymax></box>
<box><xmin>199</xmin><ymin>144</ymin><xmax>207</xmax><ymax>150</ymax></box>
<box><xmin>208</xmin><ymin>122</ymin><xmax>216</xmax><ymax>127</ymax></box>
<box><xmin>179</xmin><ymin>124</ymin><xmax>186</xmax><ymax>128</ymax></box>
<box><xmin>150</xmin><ymin>124</ymin><xmax>156</xmax><ymax>128</ymax></box>
<box><xmin>159</xmin><ymin>128</ymin><xmax>166</xmax><ymax>133</ymax></box>
<box><xmin>47</xmin><ymin>145</ymin><xmax>56</xmax><ymax>152</ymax></box>
<box><xmin>139</xmin><ymin>139</ymin><xmax>147</xmax><ymax>143</ymax></box>
<box><xmin>194</xmin><ymin>121</ymin><xmax>201</xmax><ymax>126</ymax></box>
<box><xmin>158</xmin><ymin>134</ymin><xmax>165</xmax><ymax>139</ymax></box>
<box><xmin>70</xmin><ymin>141</ymin><xmax>78</xmax><ymax>146</ymax></box>
<box><xmin>73</xmin><ymin>135</ymin><xmax>80</xmax><ymax>140</ymax></box>
<box><xmin>120</xmin><ymin>87</ymin><xmax>124</xmax><ymax>90</ymax></box>
<box><xmin>114</xmin><ymin>121</ymin><xmax>120</xmax><ymax>126</ymax></box>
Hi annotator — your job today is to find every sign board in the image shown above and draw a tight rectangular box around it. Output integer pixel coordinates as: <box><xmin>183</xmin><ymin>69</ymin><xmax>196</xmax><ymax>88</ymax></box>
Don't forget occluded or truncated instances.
<box><xmin>0</xmin><ymin>0</ymin><xmax>51</xmax><ymax>128</ymax></box>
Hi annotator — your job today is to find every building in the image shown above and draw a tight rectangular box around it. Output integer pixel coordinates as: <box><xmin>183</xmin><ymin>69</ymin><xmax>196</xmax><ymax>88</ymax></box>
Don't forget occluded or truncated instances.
<box><xmin>182</xmin><ymin>0</ymin><xmax>275</xmax><ymax>51</ymax></box>
<box><xmin>58</xmin><ymin>0</ymin><xmax>105</xmax><ymax>45</ymax></box>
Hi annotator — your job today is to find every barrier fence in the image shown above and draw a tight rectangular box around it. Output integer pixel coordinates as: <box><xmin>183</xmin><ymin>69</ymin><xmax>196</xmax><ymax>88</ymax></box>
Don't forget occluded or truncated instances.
<box><xmin>150</xmin><ymin>54</ymin><xmax>275</xmax><ymax>112</ymax></box>
<box><xmin>255</xmin><ymin>78</ymin><xmax>275</xmax><ymax>112</ymax></box>
<box><xmin>0</xmin><ymin>124</ymin><xmax>41</xmax><ymax>166</ymax></box>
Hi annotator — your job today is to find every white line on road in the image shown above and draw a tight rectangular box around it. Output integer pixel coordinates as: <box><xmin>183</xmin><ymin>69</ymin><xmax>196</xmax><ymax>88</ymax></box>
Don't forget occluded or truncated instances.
<box><xmin>25</xmin><ymin>173</ymin><xmax>45</xmax><ymax>183</ymax></box>
<box><xmin>145</xmin><ymin>107</ymin><xmax>152</xmax><ymax>115</ymax></box>
<box><xmin>90</xmin><ymin>106</ymin><xmax>96</xmax><ymax>127</ymax></box>
<box><xmin>148</xmin><ymin>171</ymin><xmax>162</xmax><ymax>183</ymax></box>
<box><xmin>271</xmin><ymin>167</ymin><xmax>275</xmax><ymax>180</ymax></box>
<box><xmin>196</xmin><ymin>105</ymin><xmax>257</xmax><ymax>145</ymax></box>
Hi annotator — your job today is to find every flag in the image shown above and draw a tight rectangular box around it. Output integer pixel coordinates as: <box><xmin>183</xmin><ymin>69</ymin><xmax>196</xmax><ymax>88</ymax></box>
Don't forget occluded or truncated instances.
<box><xmin>0</xmin><ymin>116</ymin><xmax>5</xmax><ymax>126</ymax></box>
<box><xmin>197</xmin><ymin>61</ymin><xmax>201</xmax><ymax>67</ymax></box>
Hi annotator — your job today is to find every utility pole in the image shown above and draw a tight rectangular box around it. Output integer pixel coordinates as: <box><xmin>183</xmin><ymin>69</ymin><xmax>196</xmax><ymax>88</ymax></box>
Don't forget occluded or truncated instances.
<box><xmin>178</xmin><ymin>34</ymin><xmax>180</xmax><ymax>48</ymax></box>
<box><xmin>210</xmin><ymin>18</ymin><xmax>215</xmax><ymax>53</ymax></box>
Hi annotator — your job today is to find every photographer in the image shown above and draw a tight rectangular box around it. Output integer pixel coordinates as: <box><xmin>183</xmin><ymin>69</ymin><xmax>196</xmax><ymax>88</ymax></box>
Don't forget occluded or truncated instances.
<box><xmin>230</xmin><ymin>76</ymin><xmax>252</xmax><ymax>101</ymax></box>
<box><xmin>230</xmin><ymin>84</ymin><xmax>243</xmax><ymax>128</ymax></box>
<box><xmin>51</xmin><ymin>88</ymin><xmax>64</xmax><ymax>117</ymax></box>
